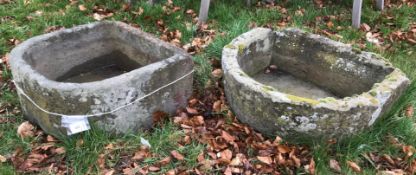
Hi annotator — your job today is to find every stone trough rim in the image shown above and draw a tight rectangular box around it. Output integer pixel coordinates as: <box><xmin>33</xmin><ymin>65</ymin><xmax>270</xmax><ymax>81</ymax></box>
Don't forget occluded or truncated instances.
<box><xmin>9</xmin><ymin>21</ymin><xmax>192</xmax><ymax>91</ymax></box>
<box><xmin>222</xmin><ymin>27</ymin><xmax>409</xmax><ymax>117</ymax></box>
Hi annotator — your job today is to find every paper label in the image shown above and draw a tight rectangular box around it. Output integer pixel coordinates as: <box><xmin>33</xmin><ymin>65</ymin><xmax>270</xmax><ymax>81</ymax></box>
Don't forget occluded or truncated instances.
<box><xmin>61</xmin><ymin>115</ymin><xmax>91</xmax><ymax>135</ymax></box>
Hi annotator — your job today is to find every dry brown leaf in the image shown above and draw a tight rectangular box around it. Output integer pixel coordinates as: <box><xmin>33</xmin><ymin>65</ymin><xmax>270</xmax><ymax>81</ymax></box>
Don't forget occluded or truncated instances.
<box><xmin>17</xmin><ymin>121</ymin><xmax>35</xmax><ymax>138</ymax></box>
<box><xmin>0</xmin><ymin>154</ymin><xmax>6</xmax><ymax>162</ymax></box>
<box><xmin>212</xmin><ymin>100</ymin><xmax>222</xmax><ymax>112</ymax></box>
<box><xmin>377</xmin><ymin>170</ymin><xmax>405</xmax><ymax>175</ymax></box>
<box><xmin>148</xmin><ymin>166</ymin><xmax>160</xmax><ymax>172</ymax></box>
<box><xmin>53</xmin><ymin>147</ymin><xmax>66</xmax><ymax>154</ymax></box>
<box><xmin>329</xmin><ymin>159</ymin><xmax>341</xmax><ymax>173</ymax></box>
<box><xmin>309</xmin><ymin>159</ymin><xmax>316</xmax><ymax>175</ymax></box>
<box><xmin>166</xmin><ymin>169</ymin><xmax>176</xmax><ymax>175</ymax></box>
<box><xmin>223</xmin><ymin>166</ymin><xmax>232</xmax><ymax>175</ymax></box>
<box><xmin>402</xmin><ymin>145</ymin><xmax>415</xmax><ymax>158</ymax></box>
<box><xmin>105</xmin><ymin>143</ymin><xmax>114</xmax><ymax>150</ymax></box>
<box><xmin>104</xmin><ymin>169</ymin><xmax>115</xmax><ymax>175</ymax></box>
<box><xmin>221</xmin><ymin>130</ymin><xmax>235</xmax><ymax>142</ymax></box>
<box><xmin>191</xmin><ymin>115</ymin><xmax>204</xmax><ymax>125</ymax></box>
<box><xmin>186</xmin><ymin>107</ymin><xmax>198</xmax><ymax>115</ymax></box>
<box><xmin>347</xmin><ymin>160</ymin><xmax>361</xmax><ymax>173</ymax></box>
<box><xmin>361</xmin><ymin>23</ymin><xmax>371</xmax><ymax>31</ymax></box>
<box><xmin>171</xmin><ymin>150</ymin><xmax>184</xmax><ymax>161</ymax></box>
<box><xmin>46</xmin><ymin>135</ymin><xmax>56</xmax><ymax>142</ymax></box>
<box><xmin>159</xmin><ymin>156</ymin><xmax>171</xmax><ymax>165</ymax></box>
<box><xmin>405</xmin><ymin>105</ymin><xmax>414</xmax><ymax>117</ymax></box>
<box><xmin>93</xmin><ymin>12</ymin><xmax>113</xmax><ymax>21</ymax></box>
<box><xmin>97</xmin><ymin>154</ymin><xmax>105</xmax><ymax>169</ymax></box>
<box><xmin>189</xmin><ymin>98</ymin><xmax>198</xmax><ymax>106</ymax></box>
<box><xmin>132</xmin><ymin>149</ymin><xmax>149</xmax><ymax>160</ymax></box>
<box><xmin>257</xmin><ymin>156</ymin><xmax>273</xmax><ymax>165</ymax></box>
<box><xmin>211</xmin><ymin>69</ymin><xmax>223</xmax><ymax>79</ymax></box>
<box><xmin>277</xmin><ymin>145</ymin><xmax>290</xmax><ymax>154</ymax></box>
<box><xmin>326</xmin><ymin>21</ymin><xmax>334</xmax><ymax>28</ymax></box>
<box><xmin>220</xmin><ymin>149</ymin><xmax>233</xmax><ymax>161</ymax></box>
<box><xmin>230</xmin><ymin>153</ymin><xmax>244</xmax><ymax>166</ymax></box>
<box><xmin>78</xmin><ymin>4</ymin><xmax>87</xmax><ymax>11</ymax></box>
<box><xmin>291</xmin><ymin>154</ymin><xmax>301</xmax><ymax>168</ymax></box>
<box><xmin>122</xmin><ymin>168</ymin><xmax>133</xmax><ymax>175</ymax></box>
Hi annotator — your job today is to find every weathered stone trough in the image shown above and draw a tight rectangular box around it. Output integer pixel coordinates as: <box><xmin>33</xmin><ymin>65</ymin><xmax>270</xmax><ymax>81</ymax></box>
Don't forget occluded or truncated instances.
<box><xmin>222</xmin><ymin>28</ymin><xmax>410</xmax><ymax>138</ymax></box>
<box><xmin>10</xmin><ymin>21</ymin><xmax>193</xmax><ymax>137</ymax></box>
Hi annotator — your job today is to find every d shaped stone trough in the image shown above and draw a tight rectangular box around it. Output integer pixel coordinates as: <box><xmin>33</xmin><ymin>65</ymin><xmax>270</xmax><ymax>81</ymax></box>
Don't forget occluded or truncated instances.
<box><xmin>222</xmin><ymin>28</ymin><xmax>410</xmax><ymax>138</ymax></box>
<box><xmin>10</xmin><ymin>21</ymin><xmax>193</xmax><ymax>137</ymax></box>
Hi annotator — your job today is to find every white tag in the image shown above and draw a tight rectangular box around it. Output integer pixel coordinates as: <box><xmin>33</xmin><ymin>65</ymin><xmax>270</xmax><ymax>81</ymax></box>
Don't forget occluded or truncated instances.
<box><xmin>61</xmin><ymin>115</ymin><xmax>91</xmax><ymax>135</ymax></box>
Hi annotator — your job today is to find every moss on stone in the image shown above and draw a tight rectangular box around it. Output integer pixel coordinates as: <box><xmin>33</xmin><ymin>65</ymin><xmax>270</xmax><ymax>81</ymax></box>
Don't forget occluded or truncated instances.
<box><xmin>238</xmin><ymin>44</ymin><xmax>246</xmax><ymax>54</ymax></box>
<box><xmin>224</xmin><ymin>44</ymin><xmax>236</xmax><ymax>49</ymax></box>
<box><xmin>286</xmin><ymin>94</ymin><xmax>319</xmax><ymax>105</ymax></box>
<box><xmin>262</xmin><ymin>85</ymin><xmax>275</xmax><ymax>92</ymax></box>
<box><xmin>319</xmin><ymin>97</ymin><xmax>337</xmax><ymax>103</ymax></box>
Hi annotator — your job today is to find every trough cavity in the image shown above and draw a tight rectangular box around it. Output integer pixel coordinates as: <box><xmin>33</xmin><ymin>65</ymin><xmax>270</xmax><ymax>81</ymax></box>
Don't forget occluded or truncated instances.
<box><xmin>252</xmin><ymin>70</ymin><xmax>338</xmax><ymax>100</ymax></box>
<box><xmin>56</xmin><ymin>51</ymin><xmax>142</xmax><ymax>83</ymax></box>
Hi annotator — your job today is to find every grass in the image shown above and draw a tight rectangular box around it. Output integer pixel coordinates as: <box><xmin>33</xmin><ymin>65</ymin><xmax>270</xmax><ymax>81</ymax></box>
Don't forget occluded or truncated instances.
<box><xmin>0</xmin><ymin>0</ymin><xmax>415</xmax><ymax>174</ymax></box>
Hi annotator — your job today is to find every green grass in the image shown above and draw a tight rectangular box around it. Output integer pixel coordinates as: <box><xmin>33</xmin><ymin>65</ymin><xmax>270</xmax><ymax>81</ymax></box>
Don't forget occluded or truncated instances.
<box><xmin>0</xmin><ymin>0</ymin><xmax>415</xmax><ymax>174</ymax></box>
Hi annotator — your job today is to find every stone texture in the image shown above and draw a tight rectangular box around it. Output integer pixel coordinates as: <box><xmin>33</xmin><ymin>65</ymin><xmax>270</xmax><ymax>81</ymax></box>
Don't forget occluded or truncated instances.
<box><xmin>10</xmin><ymin>21</ymin><xmax>194</xmax><ymax>137</ymax></box>
<box><xmin>222</xmin><ymin>28</ymin><xmax>410</xmax><ymax>139</ymax></box>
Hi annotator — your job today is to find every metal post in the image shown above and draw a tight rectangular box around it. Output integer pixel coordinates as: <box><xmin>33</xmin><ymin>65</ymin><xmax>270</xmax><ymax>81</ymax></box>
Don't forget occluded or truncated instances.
<box><xmin>376</xmin><ymin>0</ymin><xmax>384</xmax><ymax>10</ymax></box>
<box><xmin>352</xmin><ymin>0</ymin><xmax>363</xmax><ymax>29</ymax></box>
<box><xmin>198</xmin><ymin>0</ymin><xmax>211</xmax><ymax>24</ymax></box>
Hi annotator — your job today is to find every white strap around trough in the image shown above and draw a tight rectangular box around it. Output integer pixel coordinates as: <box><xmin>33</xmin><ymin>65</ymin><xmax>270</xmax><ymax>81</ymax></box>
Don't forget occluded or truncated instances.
<box><xmin>13</xmin><ymin>69</ymin><xmax>194</xmax><ymax>117</ymax></box>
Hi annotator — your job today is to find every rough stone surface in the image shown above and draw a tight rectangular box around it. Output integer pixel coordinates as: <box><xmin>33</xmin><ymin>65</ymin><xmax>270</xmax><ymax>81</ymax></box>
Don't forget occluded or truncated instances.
<box><xmin>10</xmin><ymin>21</ymin><xmax>194</xmax><ymax>137</ymax></box>
<box><xmin>222</xmin><ymin>28</ymin><xmax>410</xmax><ymax>138</ymax></box>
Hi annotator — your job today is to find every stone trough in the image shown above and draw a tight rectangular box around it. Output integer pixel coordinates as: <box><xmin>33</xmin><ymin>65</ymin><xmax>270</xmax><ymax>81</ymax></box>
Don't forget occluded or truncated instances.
<box><xmin>10</xmin><ymin>21</ymin><xmax>194</xmax><ymax>137</ymax></box>
<box><xmin>222</xmin><ymin>28</ymin><xmax>410</xmax><ymax>138</ymax></box>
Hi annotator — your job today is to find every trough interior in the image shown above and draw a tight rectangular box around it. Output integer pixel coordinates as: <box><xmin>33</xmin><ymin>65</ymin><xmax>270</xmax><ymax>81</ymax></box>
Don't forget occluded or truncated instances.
<box><xmin>23</xmin><ymin>22</ymin><xmax>176</xmax><ymax>83</ymax></box>
<box><xmin>240</xmin><ymin>31</ymin><xmax>393</xmax><ymax>99</ymax></box>
<box><xmin>56</xmin><ymin>51</ymin><xmax>142</xmax><ymax>83</ymax></box>
<box><xmin>253</xmin><ymin>70</ymin><xmax>338</xmax><ymax>99</ymax></box>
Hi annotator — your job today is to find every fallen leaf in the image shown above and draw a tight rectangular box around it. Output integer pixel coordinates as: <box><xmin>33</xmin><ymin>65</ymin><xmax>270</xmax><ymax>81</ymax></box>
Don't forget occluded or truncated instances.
<box><xmin>377</xmin><ymin>170</ymin><xmax>405</xmax><ymax>175</ymax></box>
<box><xmin>326</xmin><ymin>21</ymin><xmax>334</xmax><ymax>28</ymax></box>
<box><xmin>159</xmin><ymin>156</ymin><xmax>171</xmax><ymax>165</ymax></box>
<box><xmin>257</xmin><ymin>156</ymin><xmax>273</xmax><ymax>165</ymax></box>
<box><xmin>78</xmin><ymin>4</ymin><xmax>87</xmax><ymax>11</ymax></box>
<box><xmin>17</xmin><ymin>121</ymin><xmax>35</xmax><ymax>138</ymax></box>
<box><xmin>277</xmin><ymin>145</ymin><xmax>290</xmax><ymax>154</ymax></box>
<box><xmin>309</xmin><ymin>159</ymin><xmax>316</xmax><ymax>175</ymax></box>
<box><xmin>186</xmin><ymin>107</ymin><xmax>198</xmax><ymax>115</ymax></box>
<box><xmin>97</xmin><ymin>154</ymin><xmax>105</xmax><ymax>169</ymax></box>
<box><xmin>0</xmin><ymin>154</ymin><xmax>6</xmax><ymax>162</ymax></box>
<box><xmin>212</xmin><ymin>69</ymin><xmax>223</xmax><ymax>79</ymax></box>
<box><xmin>361</xmin><ymin>23</ymin><xmax>371</xmax><ymax>31</ymax></box>
<box><xmin>230</xmin><ymin>153</ymin><xmax>244</xmax><ymax>166</ymax></box>
<box><xmin>46</xmin><ymin>135</ymin><xmax>56</xmax><ymax>142</ymax></box>
<box><xmin>220</xmin><ymin>149</ymin><xmax>232</xmax><ymax>161</ymax></box>
<box><xmin>189</xmin><ymin>98</ymin><xmax>198</xmax><ymax>106</ymax></box>
<box><xmin>402</xmin><ymin>145</ymin><xmax>414</xmax><ymax>158</ymax></box>
<box><xmin>191</xmin><ymin>115</ymin><xmax>204</xmax><ymax>126</ymax></box>
<box><xmin>221</xmin><ymin>130</ymin><xmax>235</xmax><ymax>142</ymax></box>
<box><xmin>132</xmin><ymin>149</ymin><xmax>149</xmax><ymax>160</ymax></box>
<box><xmin>53</xmin><ymin>147</ymin><xmax>66</xmax><ymax>154</ymax></box>
<box><xmin>224</xmin><ymin>166</ymin><xmax>232</xmax><ymax>175</ymax></box>
<box><xmin>104</xmin><ymin>169</ymin><xmax>115</xmax><ymax>175</ymax></box>
<box><xmin>166</xmin><ymin>169</ymin><xmax>176</xmax><ymax>175</ymax></box>
<box><xmin>105</xmin><ymin>143</ymin><xmax>114</xmax><ymax>150</ymax></box>
<box><xmin>171</xmin><ymin>150</ymin><xmax>184</xmax><ymax>160</ymax></box>
<box><xmin>405</xmin><ymin>105</ymin><xmax>414</xmax><ymax>117</ymax></box>
<box><xmin>148</xmin><ymin>166</ymin><xmax>160</xmax><ymax>172</ymax></box>
<box><xmin>212</xmin><ymin>100</ymin><xmax>222</xmax><ymax>112</ymax></box>
<box><xmin>329</xmin><ymin>159</ymin><xmax>341</xmax><ymax>173</ymax></box>
<box><xmin>347</xmin><ymin>160</ymin><xmax>361</xmax><ymax>173</ymax></box>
